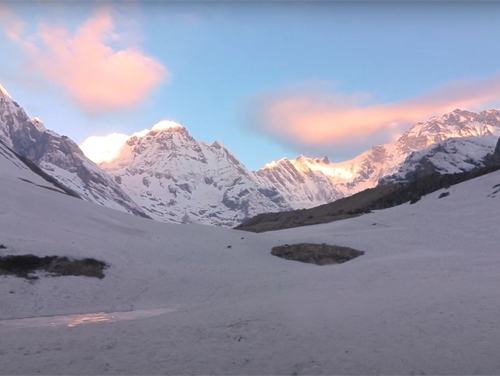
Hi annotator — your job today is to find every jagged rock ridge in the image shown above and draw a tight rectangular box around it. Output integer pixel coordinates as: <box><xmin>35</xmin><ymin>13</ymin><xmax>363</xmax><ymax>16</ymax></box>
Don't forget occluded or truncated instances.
<box><xmin>0</xmin><ymin>84</ymin><xmax>149</xmax><ymax>218</ymax></box>
<box><xmin>95</xmin><ymin>123</ymin><xmax>291</xmax><ymax>227</ymax></box>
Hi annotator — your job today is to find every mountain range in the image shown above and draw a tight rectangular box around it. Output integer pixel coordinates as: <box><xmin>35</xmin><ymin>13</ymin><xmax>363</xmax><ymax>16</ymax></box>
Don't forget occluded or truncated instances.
<box><xmin>1</xmin><ymin>82</ymin><xmax>500</xmax><ymax>227</ymax></box>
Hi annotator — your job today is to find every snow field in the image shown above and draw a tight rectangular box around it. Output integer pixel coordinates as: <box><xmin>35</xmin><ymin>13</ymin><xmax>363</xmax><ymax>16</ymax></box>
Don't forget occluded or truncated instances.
<box><xmin>1</xmin><ymin>152</ymin><xmax>500</xmax><ymax>374</ymax></box>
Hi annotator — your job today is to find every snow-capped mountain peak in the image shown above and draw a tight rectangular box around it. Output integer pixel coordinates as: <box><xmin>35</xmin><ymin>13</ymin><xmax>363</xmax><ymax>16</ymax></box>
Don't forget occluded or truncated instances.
<box><xmin>289</xmin><ymin>155</ymin><xmax>355</xmax><ymax>180</ymax></box>
<box><xmin>93</xmin><ymin>124</ymin><xmax>291</xmax><ymax>227</ymax></box>
<box><xmin>3</xmin><ymin>77</ymin><xmax>500</xmax><ymax>228</ymax></box>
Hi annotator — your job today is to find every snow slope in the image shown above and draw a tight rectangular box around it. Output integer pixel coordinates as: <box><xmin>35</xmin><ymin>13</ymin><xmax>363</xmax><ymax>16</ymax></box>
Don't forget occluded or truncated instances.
<box><xmin>0</xmin><ymin>140</ymin><xmax>67</xmax><ymax>194</ymax></box>
<box><xmin>1</xmin><ymin>143</ymin><xmax>500</xmax><ymax>374</ymax></box>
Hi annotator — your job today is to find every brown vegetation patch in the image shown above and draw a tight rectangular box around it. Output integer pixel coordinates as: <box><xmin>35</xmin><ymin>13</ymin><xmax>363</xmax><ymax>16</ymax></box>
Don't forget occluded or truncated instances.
<box><xmin>271</xmin><ymin>243</ymin><xmax>364</xmax><ymax>266</ymax></box>
<box><xmin>0</xmin><ymin>254</ymin><xmax>108</xmax><ymax>280</ymax></box>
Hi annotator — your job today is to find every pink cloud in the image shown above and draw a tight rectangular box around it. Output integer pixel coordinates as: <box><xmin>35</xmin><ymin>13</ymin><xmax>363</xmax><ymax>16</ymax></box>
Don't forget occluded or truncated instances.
<box><xmin>249</xmin><ymin>76</ymin><xmax>500</xmax><ymax>155</ymax></box>
<box><xmin>1</xmin><ymin>7</ymin><xmax>167</xmax><ymax>114</ymax></box>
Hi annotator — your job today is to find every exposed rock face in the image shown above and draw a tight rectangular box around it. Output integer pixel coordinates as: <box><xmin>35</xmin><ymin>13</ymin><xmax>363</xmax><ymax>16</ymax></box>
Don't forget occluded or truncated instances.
<box><xmin>484</xmin><ymin>137</ymin><xmax>500</xmax><ymax>166</ymax></box>
<box><xmin>0</xmin><ymin>84</ymin><xmax>149</xmax><ymax>218</ymax></box>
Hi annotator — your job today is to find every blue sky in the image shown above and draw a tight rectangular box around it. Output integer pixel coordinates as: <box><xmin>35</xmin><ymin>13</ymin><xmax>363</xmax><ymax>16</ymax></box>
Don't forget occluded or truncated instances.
<box><xmin>1</xmin><ymin>1</ymin><xmax>500</xmax><ymax>169</ymax></box>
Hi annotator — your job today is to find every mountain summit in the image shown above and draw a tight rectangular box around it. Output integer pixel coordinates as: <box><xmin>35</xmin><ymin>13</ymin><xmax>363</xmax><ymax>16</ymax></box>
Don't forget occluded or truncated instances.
<box><xmin>91</xmin><ymin>123</ymin><xmax>290</xmax><ymax>227</ymax></box>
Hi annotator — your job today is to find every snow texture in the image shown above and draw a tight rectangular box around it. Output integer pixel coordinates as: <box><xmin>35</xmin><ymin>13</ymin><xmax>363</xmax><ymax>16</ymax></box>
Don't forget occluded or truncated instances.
<box><xmin>1</xmin><ymin>135</ymin><xmax>500</xmax><ymax>374</ymax></box>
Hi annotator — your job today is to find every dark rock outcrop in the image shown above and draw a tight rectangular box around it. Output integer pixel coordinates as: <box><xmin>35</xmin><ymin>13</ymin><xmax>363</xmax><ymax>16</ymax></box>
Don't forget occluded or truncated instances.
<box><xmin>484</xmin><ymin>137</ymin><xmax>500</xmax><ymax>166</ymax></box>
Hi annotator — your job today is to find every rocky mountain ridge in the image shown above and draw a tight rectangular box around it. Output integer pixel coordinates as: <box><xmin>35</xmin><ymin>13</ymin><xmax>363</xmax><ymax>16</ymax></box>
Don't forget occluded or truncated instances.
<box><xmin>94</xmin><ymin>122</ymin><xmax>291</xmax><ymax>227</ymax></box>
<box><xmin>257</xmin><ymin>109</ymin><xmax>500</xmax><ymax>206</ymax></box>
<box><xmin>0</xmin><ymin>84</ymin><xmax>150</xmax><ymax>218</ymax></box>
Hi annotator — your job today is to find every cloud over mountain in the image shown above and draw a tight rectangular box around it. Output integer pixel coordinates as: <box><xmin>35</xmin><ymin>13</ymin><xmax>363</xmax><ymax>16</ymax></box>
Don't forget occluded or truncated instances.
<box><xmin>0</xmin><ymin>6</ymin><xmax>167</xmax><ymax>115</ymax></box>
<box><xmin>247</xmin><ymin>75</ymin><xmax>500</xmax><ymax>157</ymax></box>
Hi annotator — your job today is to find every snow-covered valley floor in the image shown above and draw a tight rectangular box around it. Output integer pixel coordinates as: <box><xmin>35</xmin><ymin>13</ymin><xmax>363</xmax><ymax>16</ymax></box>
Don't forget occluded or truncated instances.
<box><xmin>1</xmin><ymin>157</ymin><xmax>500</xmax><ymax>374</ymax></box>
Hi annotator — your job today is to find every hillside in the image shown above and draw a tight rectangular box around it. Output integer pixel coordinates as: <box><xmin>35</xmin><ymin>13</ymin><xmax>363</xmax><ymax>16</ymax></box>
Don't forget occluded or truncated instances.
<box><xmin>0</xmin><ymin>84</ymin><xmax>150</xmax><ymax>218</ymax></box>
<box><xmin>236</xmin><ymin>137</ymin><xmax>500</xmax><ymax>232</ymax></box>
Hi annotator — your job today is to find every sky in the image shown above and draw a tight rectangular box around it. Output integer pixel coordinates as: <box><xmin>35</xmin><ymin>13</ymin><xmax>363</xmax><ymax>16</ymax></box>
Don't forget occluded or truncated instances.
<box><xmin>1</xmin><ymin>1</ymin><xmax>500</xmax><ymax>170</ymax></box>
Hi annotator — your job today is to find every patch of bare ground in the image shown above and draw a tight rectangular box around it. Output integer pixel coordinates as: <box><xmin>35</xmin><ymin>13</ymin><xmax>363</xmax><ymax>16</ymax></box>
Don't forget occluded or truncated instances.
<box><xmin>0</xmin><ymin>254</ymin><xmax>108</xmax><ymax>280</ymax></box>
<box><xmin>271</xmin><ymin>243</ymin><xmax>364</xmax><ymax>266</ymax></box>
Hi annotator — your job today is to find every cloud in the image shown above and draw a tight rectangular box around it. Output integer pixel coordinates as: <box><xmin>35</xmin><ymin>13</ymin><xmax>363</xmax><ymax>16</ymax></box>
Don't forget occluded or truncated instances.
<box><xmin>0</xmin><ymin>6</ymin><xmax>167</xmax><ymax>115</ymax></box>
<box><xmin>79</xmin><ymin>132</ymin><xmax>130</xmax><ymax>164</ymax></box>
<box><xmin>247</xmin><ymin>76</ymin><xmax>500</xmax><ymax>157</ymax></box>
